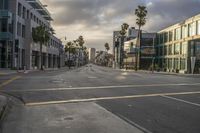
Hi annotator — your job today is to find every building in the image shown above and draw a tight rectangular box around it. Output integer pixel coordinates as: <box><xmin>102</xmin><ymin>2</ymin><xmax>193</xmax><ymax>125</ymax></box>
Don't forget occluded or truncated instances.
<box><xmin>113</xmin><ymin>27</ymin><xmax>139</xmax><ymax>69</ymax></box>
<box><xmin>113</xmin><ymin>14</ymin><xmax>200</xmax><ymax>74</ymax></box>
<box><xmin>156</xmin><ymin>13</ymin><xmax>200</xmax><ymax>74</ymax></box>
<box><xmin>124</xmin><ymin>33</ymin><xmax>156</xmax><ymax>70</ymax></box>
<box><xmin>88</xmin><ymin>48</ymin><xmax>96</xmax><ymax>63</ymax></box>
<box><xmin>0</xmin><ymin>0</ymin><xmax>64</xmax><ymax>70</ymax></box>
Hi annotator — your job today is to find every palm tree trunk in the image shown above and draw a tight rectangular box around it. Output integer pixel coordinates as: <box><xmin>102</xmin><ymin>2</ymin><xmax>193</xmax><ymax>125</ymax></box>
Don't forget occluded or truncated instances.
<box><xmin>135</xmin><ymin>26</ymin><xmax>141</xmax><ymax>71</ymax></box>
<box><xmin>68</xmin><ymin>47</ymin><xmax>71</xmax><ymax>69</ymax></box>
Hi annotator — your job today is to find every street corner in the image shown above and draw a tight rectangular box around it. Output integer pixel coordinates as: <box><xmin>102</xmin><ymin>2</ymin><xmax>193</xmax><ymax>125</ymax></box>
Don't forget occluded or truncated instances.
<box><xmin>0</xmin><ymin>95</ymin><xmax>9</xmax><ymax>124</ymax></box>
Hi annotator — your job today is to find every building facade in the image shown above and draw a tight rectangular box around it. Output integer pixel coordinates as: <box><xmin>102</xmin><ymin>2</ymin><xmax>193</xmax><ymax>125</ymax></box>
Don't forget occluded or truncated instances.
<box><xmin>124</xmin><ymin>33</ymin><xmax>156</xmax><ymax>70</ymax></box>
<box><xmin>0</xmin><ymin>0</ymin><xmax>64</xmax><ymax>70</ymax></box>
<box><xmin>156</xmin><ymin>14</ymin><xmax>200</xmax><ymax>74</ymax></box>
<box><xmin>88</xmin><ymin>48</ymin><xmax>96</xmax><ymax>63</ymax></box>
<box><xmin>113</xmin><ymin>27</ymin><xmax>139</xmax><ymax>69</ymax></box>
<box><xmin>113</xmin><ymin>14</ymin><xmax>200</xmax><ymax>74</ymax></box>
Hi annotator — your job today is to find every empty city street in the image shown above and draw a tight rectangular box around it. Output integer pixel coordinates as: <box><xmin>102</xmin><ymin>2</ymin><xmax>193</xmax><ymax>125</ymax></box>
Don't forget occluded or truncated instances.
<box><xmin>0</xmin><ymin>65</ymin><xmax>200</xmax><ymax>133</ymax></box>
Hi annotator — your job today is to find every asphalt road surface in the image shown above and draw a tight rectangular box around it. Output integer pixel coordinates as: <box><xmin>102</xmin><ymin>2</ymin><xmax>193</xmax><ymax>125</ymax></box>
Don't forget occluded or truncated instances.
<box><xmin>0</xmin><ymin>64</ymin><xmax>200</xmax><ymax>133</ymax></box>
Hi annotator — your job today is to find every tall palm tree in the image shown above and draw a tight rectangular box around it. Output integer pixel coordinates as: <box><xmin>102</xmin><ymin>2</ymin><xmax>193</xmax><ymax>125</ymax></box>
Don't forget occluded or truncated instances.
<box><xmin>32</xmin><ymin>25</ymin><xmax>50</xmax><ymax>70</ymax></box>
<box><xmin>76</xmin><ymin>36</ymin><xmax>85</xmax><ymax>66</ymax></box>
<box><xmin>135</xmin><ymin>5</ymin><xmax>147</xmax><ymax>70</ymax></box>
<box><xmin>65</xmin><ymin>41</ymin><xmax>74</xmax><ymax>69</ymax></box>
<box><xmin>104</xmin><ymin>43</ymin><xmax>110</xmax><ymax>52</ymax></box>
<box><xmin>119</xmin><ymin>23</ymin><xmax>129</xmax><ymax>68</ymax></box>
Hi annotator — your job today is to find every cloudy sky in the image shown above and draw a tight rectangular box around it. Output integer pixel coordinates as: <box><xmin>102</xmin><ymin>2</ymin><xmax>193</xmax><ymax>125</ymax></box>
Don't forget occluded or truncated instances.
<box><xmin>40</xmin><ymin>0</ymin><xmax>200</xmax><ymax>51</ymax></box>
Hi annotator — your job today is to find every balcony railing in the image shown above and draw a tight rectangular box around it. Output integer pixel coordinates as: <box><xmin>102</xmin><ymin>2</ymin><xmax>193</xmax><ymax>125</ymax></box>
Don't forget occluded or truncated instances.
<box><xmin>0</xmin><ymin>10</ymin><xmax>12</xmax><ymax>18</ymax></box>
<box><xmin>0</xmin><ymin>32</ymin><xmax>13</xmax><ymax>40</ymax></box>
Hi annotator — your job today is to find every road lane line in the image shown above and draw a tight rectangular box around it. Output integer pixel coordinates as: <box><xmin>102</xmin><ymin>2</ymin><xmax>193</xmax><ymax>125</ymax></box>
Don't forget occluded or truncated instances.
<box><xmin>0</xmin><ymin>76</ymin><xmax>21</xmax><ymax>88</ymax></box>
<box><xmin>161</xmin><ymin>95</ymin><xmax>200</xmax><ymax>107</ymax></box>
<box><xmin>25</xmin><ymin>91</ymin><xmax>200</xmax><ymax>106</ymax></box>
<box><xmin>4</xmin><ymin>82</ymin><xmax>200</xmax><ymax>92</ymax></box>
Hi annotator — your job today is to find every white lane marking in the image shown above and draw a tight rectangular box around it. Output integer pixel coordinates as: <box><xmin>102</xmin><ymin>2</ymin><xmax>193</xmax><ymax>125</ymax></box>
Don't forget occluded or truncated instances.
<box><xmin>88</xmin><ymin>76</ymin><xmax>97</xmax><ymax>79</ymax></box>
<box><xmin>4</xmin><ymin>82</ymin><xmax>200</xmax><ymax>92</ymax></box>
<box><xmin>161</xmin><ymin>95</ymin><xmax>200</xmax><ymax>107</ymax></box>
<box><xmin>117</xmin><ymin>113</ymin><xmax>153</xmax><ymax>133</ymax></box>
<box><xmin>25</xmin><ymin>91</ymin><xmax>200</xmax><ymax>106</ymax></box>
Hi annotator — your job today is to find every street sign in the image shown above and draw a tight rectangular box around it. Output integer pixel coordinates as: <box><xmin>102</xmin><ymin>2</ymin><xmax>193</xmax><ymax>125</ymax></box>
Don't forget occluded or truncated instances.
<box><xmin>191</xmin><ymin>57</ymin><xmax>196</xmax><ymax>74</ymax></box>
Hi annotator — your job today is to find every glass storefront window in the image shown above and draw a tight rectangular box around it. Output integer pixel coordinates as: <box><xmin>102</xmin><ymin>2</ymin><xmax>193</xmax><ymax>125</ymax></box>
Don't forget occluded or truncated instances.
<box><xmin>168</xmin><ymin>58</ymin><xmax>172</xmax><ymax>69</ymax></box>
<box><xmin>174</xmin><ymin>58</ymin><xmax>179</xmax><ymax>69</ymax></box>
<box><xmin>181</xmin><ymin>42</ymin><xmax>187</xmax><ymax>55</ymax></box>
<box><xmin>180</xmin><ymin>58</ymin><xmax>186</xmax><ymax>70</ymax></box>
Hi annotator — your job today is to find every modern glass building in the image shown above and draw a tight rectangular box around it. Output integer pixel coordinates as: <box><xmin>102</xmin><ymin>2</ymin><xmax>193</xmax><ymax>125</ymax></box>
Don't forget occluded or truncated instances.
<box><xmin>156</xmin><ymin>13</ymin><xmax>200</xmax><ymax>74</ymax></box>
<box><xmin>0</xmin><ymin>0</ymin><xmax>64</xmax><ymax>69</ymax></box>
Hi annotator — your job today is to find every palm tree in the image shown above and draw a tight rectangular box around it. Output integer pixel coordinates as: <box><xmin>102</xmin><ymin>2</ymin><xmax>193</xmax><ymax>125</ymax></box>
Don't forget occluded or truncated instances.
<box><xmin>65</xmin><ymin>41</ymin><xmax>74</xmax><ymax>69</ymax></box>
<box><xmin>76</xmin><ymin>36</ymin><xmax>85</xmax><ymax>66</ymax></box>
<box><xmin>104</xmin><ymin>43</ymin><xmax>110</xmax><ymax>52</ymax></box>
<box><xmin>119</xmin><ymin>23</ymin><xmax>129</xmax><ymax>68</ymax></box>
<box><xmin>32</xmin><ymin>25</ymin><xmax>50</xmax><ymax>70</ymax></box>
<box><xmin>135</xmin><ymin>5</ymin><xmax>147</xmax><ymax>70</ymax></box>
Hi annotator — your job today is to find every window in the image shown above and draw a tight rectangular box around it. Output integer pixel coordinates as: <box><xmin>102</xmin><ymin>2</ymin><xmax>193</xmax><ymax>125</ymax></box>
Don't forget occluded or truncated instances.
<box><xmin>174</xmin><ymin>58</ymin><xmax>179</xmax><ymax>69</ymax></box>
<box><xmin>189</xmin><ymin>22</ymin><xmax>196</xmax><ymax>36</ymax></box>
<box><xmin>182</xmin><ymin>25</ymin><xmax>187</xmax><ymax>38</ymax></box>
<box><xmin>22</xmin><ymin>25</ymin><xmax>25</xmax><ymax>38</ymax></box>
<box><xmin>0</xmin><ymin>0</ymin><xmax>9</xmax><ymax>9</ymax></box>
<box><xmin>168</xmin><ymin>44</ymin><xmax>172</xmax><ymax>55</ymax></box>
<box><xmin>181</xmin><ymin>42</ymin><xmax>187</xmax><ymax>55</ymax></box>
<box><xmin>175</xmin><ymin>28</ymin><xmax>181</xmax><ymax>40</ymax></box>
<box><xmin>164</xmin><ymin>45</ymin><xmax>168</xmax><ymax>55</ymax></box>
<box><xmin>30</xmin><ymin>13</ymin><xmax>33</xmax><ymax>19</ymax></box>
<box><xmin>174</xmin><ymin>43</ymin><xmax>180</xmax><ymax>55</ymax></box>
<box><xmin>180</xmin><ymin>58</ymin><xmax>186</xmax><ymax>70</ymax></box>
<box><xmin>27</xmin><ymin>10</ymin><xmax>29</xmax><ymax>19</ymax></box>
<box><xmin>0</xmin><ymin>18</ymin><xmax>8</xmax><ymax>32</ymax></box>
<box><xmin>22</xmin><ymin>6</ymin><xmax>26</xmax><ymax>19</ymax></box>
<box><xmin>17</xmin><ymin>22</ymin><xmax>21</xmax><ymax>36</ymax></box>
<box><xmin>168</xmin><ymin>58</ymin><xmax>172</xmax><ymax>69</ymax></box>
<box><xmin>169</xmin><ymin>31</ymin><xmax>173</xmax><ymax>42</ymax></box>
<box><xmin>18</xmin><ymin>3</ymin><xmax>22</xmax><ymax>17</ymax></box>
<box><xmin>159</xmin><ymin>33</ymin><xmax>163</xmax><ymax>44</ymax></box>
<box><xmin>198</xmin><ymin>20</ymin><xmax>200</xmax><ymax>35</ymax></box>
<box><xmin>164</xmin><ymin>32</ymin><xmax>168</xmax><ymax>43</ymax></box>
<box><xmin>34</xmin><ymin>15</ymin><xmax>36</xmax><ymax>22</ymax></box>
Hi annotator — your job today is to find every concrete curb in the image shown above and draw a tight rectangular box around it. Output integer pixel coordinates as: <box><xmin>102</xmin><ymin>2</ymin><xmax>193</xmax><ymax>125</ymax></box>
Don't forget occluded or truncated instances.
<box><xmin>120</xmin><ymin>69</ymin><xmax>200</xmax><ymax>76</ymax></box>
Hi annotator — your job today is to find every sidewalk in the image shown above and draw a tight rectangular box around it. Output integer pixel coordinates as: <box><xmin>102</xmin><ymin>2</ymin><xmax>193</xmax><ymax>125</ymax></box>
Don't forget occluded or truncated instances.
<box><xmin>121</xmin><ymin>69</ymin><xmax>200</xmax><ymax>77</ymax></box>
<box><xmin>0</xmin><ymin>95</ymin><xmax>9</xmax><ymax>126</ymax></box>
<box><xmin>0</xmin><ymin>67</ymin><xmax>69</xmax><ymax>75</ymax></box>
<box><xmin>2</xmin><ymin>102</ymin><xmax>143</xmax><ymax>133</ymax></box>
